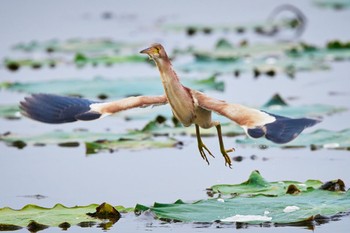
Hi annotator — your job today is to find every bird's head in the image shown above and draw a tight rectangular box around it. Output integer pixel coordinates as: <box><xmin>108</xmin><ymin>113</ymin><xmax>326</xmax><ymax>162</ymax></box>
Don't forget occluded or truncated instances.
<box><xmin>140</xmin><ymin>43</ymin><xmax>168</xmax><ymax>60</ymax></box>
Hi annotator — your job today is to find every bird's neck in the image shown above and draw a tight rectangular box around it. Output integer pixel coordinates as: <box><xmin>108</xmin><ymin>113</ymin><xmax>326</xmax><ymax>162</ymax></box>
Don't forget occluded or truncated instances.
<box><xmin>154</xmin><ymin>58</ymin><xmax>182</xmax><ymax>92</ymax></box>
<box><xmin>153</xmin><ymin>57</ymin><xmax>195</xmax><ymax>126</ymax></box>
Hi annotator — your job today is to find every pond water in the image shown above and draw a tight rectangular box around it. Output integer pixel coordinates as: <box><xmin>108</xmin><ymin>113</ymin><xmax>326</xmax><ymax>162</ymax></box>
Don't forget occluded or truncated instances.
<box><xmin>0</xmin><ymin>0</ymin><xmax>350</xmax><ymax>232</ymax></box>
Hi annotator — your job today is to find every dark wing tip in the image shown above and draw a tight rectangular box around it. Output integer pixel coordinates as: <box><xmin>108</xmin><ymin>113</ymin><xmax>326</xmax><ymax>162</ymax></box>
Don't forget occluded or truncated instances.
<box><xmin>20</xmin><ymin>93</ymin><xmax>98</xmax><ymax>124</ymax></box>
<box><xmin>248</xmin><ymin>114</ymin><xmax>321</xmax><ymax>144</ymax></box>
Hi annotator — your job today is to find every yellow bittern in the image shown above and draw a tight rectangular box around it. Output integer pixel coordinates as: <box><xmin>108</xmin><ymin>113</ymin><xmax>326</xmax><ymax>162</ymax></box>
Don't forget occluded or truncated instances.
<box><xmin>20</xmin><ymin>43</ymin><xmax>319</xmax><ymax>167</ymax></box>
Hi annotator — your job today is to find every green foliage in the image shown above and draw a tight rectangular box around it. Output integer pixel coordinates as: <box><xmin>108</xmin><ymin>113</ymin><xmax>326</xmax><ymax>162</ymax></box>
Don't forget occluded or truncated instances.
<box><xmin>208</xmin><ymin>170</ymin><xmax>323</xmax><ymax>196</ymax></box>
<box><xmin>136</xmin><ymin>171</ymin><xmax>350</xmax><ymax>224</ymax></box>
<box><xmin>0</xmin><ymin>203</ymin><xmax>130</xmax><ymax>229</ymax></box>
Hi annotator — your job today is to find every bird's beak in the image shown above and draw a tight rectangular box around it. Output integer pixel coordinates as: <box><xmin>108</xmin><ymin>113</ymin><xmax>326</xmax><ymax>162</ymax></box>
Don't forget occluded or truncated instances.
<box><xmin>140</xmin><ymin>47</ymin><xmax>151</xmax><ymax>55</ymax></box>
<box><xmin>140</xmin><ymin>47</ymin><xmax>158</xmax><ymax>56</ymax></box>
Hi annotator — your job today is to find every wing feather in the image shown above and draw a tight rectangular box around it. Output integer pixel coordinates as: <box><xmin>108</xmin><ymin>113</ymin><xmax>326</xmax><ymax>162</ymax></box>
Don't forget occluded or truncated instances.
<box><xmin>192</xmin><ymin>90</ymin><xmax>320</xmax><ymax>143</ymax></box>
<box><xmin>20</xmin><ymin>93</ymin><xmax>168</xmax><ymax>124</ymax></box>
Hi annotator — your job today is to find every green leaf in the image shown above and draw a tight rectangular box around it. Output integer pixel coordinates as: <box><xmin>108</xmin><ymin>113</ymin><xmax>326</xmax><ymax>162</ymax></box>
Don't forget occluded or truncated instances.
<box><xmin>236</xmin><ymin>129</ymin><xmax>350</xmax><ymax>150</ymax></box>
<box><xmin>140</xmin><ymin>190</ymin><xmax>350</xmax><ymax>224</ymax></box>
<box><xmin>208</xmin><ymin>170</ymin><xmax>323</xmax><ymax>197</ymax></box>
<box><xmin>0</xmin><ymin>203</ymin><xmax>131</xmax><ymax>228</ymax></box>
<box><xmin>85</xmin><ymin>137</ymin><xmax>181</xmax><ymax>154</ymax></box>
<box><xmin>137</xmin><ymin>172</ymin><xmax>350</xmax><ymax>224</ymax></box>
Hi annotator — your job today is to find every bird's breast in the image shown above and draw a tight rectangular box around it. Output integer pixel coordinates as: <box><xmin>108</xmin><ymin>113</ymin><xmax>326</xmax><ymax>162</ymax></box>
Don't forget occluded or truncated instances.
<box><xmin>164</xmin><ymin>83</ymin><xmax>195</xmax><ymax>127</ymax></box>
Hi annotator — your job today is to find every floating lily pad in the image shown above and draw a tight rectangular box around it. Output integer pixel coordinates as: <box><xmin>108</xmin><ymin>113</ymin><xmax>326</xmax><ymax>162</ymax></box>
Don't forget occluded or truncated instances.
<box><xmin>208</xmin><ymin>170</ymin><xmax>323</xmax><ymax>197</ymax></box>
<box><xmin>236</xmin><ymin>129</ymin><xmax>350</xmax><ymax>150</ymax></box>
<box><xmin>0</xmin><ymin>203</ymin><xmax>131</xmax><ymax>229</ymax></box>
<box><xmin>0</xmin><ymin>76</ymin><xmax>223</xmax><ymax>99</ymax></box>
<box><xmin>136</xmin><ymin>172</ymin><xmax>350</xmax><ymax>224</ymax></box>
<box><xmin>85</xmin><ymin>137</ymin><xmax>181</xmax><ymax>154</ymax></box>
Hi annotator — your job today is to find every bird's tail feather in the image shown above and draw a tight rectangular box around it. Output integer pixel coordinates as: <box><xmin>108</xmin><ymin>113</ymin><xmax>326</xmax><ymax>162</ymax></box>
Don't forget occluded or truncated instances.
<box><xmin>247</xmin><ymin>113</ymin><xmax>320</xmax><ymax>144</ymax></box>
<box><xmin>20</xmin><ymin>94</ymin><xmax>100</xmax><ymax>124</ymax></box>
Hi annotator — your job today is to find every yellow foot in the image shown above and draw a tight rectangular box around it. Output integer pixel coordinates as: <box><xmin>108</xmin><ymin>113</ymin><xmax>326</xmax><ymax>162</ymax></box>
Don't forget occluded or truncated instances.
<box><xmin>198</xmin><ymin>142</ymin><xmax>215</xmax><ymax>165</ymax></box>
<box><xmin>221</xmin><ymin>147</ymin><xmax>235</xmax><ymax>168</ymax></box>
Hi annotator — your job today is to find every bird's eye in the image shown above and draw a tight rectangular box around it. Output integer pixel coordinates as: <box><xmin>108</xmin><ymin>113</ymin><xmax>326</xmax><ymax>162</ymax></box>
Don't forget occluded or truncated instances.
<box><xmin>155</xmin><ymin>47</ymin><xmax>160</xmax><ymax>54</ymax></box>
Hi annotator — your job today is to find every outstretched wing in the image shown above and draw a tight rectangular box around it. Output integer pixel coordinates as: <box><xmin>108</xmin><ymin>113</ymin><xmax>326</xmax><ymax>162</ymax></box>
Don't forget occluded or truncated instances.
<box><xmin>20</xmin><ymin>93</ymin><xmax>168</xmax><ymax>124</ymax></box>
<box><xmin>192</xmin><ymin>90</ymin><xmax>320</xmax><ymax>144</ymax></box>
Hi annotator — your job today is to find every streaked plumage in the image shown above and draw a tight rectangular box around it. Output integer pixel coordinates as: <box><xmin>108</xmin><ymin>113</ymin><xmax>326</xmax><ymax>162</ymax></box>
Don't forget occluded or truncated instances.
<box><xmin>20</xmin><ymin>43</ymin><xmax>320</xmax><ymax>167</ymax></box>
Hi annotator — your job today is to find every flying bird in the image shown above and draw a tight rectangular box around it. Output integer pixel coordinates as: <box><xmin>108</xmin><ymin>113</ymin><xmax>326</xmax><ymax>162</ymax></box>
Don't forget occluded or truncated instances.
<box><xmin>20</xmin><ymin>44</ymin><xmax>320</xmax><ymax>167</ymax></box>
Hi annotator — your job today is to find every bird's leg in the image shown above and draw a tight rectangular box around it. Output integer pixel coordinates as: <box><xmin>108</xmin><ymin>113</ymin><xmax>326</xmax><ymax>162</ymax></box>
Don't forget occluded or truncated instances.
<box><xmin>195</xmin><ymin>124</ymin><xmax>214</xmax><ymax>165</ymax></box>
<box><xmin>215</xmin><ymin>123</ymin><xmax>235</xmax><ymax>167</ymax></box>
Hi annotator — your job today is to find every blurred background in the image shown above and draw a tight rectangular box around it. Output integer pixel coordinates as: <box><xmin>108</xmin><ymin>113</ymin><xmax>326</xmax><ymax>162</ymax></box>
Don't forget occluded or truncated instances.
<box><xmin>0</xmin><ymin>0</ymin><xmax>350</xmax><ymax>232</ymax></box>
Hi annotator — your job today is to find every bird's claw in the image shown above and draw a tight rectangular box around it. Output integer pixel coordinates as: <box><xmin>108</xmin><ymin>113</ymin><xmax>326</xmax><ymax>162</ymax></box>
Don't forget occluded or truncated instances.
<box><xmin>198</xmin><ymin>142</ymin><xmax>214</xmax><ymax>165</ymax></box>
<box><xmin>222</xmin><ymin>147</ymin><xmax>235</xmax><ymax>168</ymax></box>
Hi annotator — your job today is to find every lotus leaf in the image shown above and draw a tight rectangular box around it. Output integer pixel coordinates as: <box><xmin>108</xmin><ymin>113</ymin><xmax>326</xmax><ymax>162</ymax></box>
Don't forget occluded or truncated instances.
<box><xmin>0</xmin><ymin>203</ymin><xmax>131</xmax><ymax>229</ymax></box>
<box><xmin>136</xmin><ymin>172</ymin><xmax>350</xmax><ymax>224</ymax></box>
<box><xmin>208</xmin><ymin>170</ymin><xmax>323</xmax><ymax>197</ymax></box>
<box><xmin>85</xmin><ymin>137</ymin><xmax>181</xmax><ymax>154</ymax></box>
